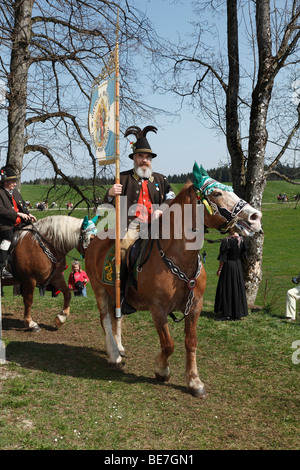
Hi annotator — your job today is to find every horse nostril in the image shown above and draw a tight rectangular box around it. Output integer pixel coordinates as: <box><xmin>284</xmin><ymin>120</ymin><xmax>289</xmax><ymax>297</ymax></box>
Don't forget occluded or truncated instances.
<box><xmin>250</xmin><ymin>212</ymin><xmax>261</xmax><ymax>221</ymax></box>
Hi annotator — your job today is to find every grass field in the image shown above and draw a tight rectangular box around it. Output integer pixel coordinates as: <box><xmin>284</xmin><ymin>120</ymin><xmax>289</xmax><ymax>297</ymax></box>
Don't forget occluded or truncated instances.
<box><xmin>19</xmin><ymin>178</ymin><xmax>300</xmax><ymax>208</ymax></box>
<box><xmin>0</xmin><ymin>180</ymin><xmax>299</xmax><ymax>451</ymax></box>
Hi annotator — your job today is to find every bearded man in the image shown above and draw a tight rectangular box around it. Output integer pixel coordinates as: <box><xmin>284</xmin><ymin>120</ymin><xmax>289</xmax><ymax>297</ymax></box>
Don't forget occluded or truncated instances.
<box><xmin>104</xmin><ymin>125</ymin><xmax>175</xmax><ymax>314</ymax></box>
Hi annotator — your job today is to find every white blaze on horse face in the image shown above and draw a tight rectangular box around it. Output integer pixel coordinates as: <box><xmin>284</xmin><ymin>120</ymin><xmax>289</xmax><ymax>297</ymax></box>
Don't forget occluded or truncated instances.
<box><xmin>209</xmin><ymin>190</ymin><xmax>262</xmax><ymax>233</ymax></box>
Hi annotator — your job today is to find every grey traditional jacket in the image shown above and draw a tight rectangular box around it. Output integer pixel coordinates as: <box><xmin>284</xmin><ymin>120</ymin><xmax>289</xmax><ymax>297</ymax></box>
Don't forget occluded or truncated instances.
<box><xmin>104</xmin><ymin>169</ymin><xmax>174</xmax><ymax>227</ymax></box>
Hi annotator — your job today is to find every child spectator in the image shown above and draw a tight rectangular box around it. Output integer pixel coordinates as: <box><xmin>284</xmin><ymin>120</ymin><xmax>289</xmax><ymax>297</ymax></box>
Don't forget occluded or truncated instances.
<box><xmin>68</xmin><ymin>261</ymin><xmax>89</xmax><ymax>297</ymax></box>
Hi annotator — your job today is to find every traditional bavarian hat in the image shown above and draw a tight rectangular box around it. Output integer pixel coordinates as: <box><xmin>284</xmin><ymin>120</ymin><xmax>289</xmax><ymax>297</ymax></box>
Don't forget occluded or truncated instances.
<box><xmin>1</xmin><ymin>166</ymin><xmax>18</xmax><ymax>182</ymax></box>
<box><xmin>124</xmin><ymin>125</ymin><xmax>158</xmax><ymax>159</ymax></box>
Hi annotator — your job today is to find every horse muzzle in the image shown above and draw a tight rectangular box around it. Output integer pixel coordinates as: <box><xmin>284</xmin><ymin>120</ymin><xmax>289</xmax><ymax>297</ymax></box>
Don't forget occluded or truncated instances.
<box><xmin>235</xmin><ymin>208</ymin><xmax>263</xmax><ymax>235</ymax></box>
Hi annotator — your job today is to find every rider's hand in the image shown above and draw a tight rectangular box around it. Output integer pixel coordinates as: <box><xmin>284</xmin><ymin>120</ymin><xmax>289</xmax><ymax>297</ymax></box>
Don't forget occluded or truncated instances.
<box><xmin>108</xmin><ymin>184</ymin><xmax>123</xmax><ymax>197</ymax></box>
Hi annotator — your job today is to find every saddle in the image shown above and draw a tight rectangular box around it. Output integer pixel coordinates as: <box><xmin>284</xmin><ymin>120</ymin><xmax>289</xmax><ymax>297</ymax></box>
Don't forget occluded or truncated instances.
<box><xmin>5</xmin><ymin>223</ymin><xmax>55</xmax><ymax>282</ymax></box>
<box><xmin>128</xmin><ymin>238</ymin><xmax>153</xmax><ymax>290</ymax></box>
<box><xmin>101</xmin><ymin>238</ymin><xmax>153</xmax><ymax>289</ymax></box>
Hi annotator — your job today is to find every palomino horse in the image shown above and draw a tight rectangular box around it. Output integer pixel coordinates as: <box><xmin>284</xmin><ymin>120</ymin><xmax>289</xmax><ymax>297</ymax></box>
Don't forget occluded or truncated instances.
<box><xmin>2</xmin><ymin>215</ymin><xmax>97</xmax><ymax>332</ymax></box>
<box><xmin>85</xmin><ymin>164</ymin><xmax>262</xmax><ymax>397</ymax></box>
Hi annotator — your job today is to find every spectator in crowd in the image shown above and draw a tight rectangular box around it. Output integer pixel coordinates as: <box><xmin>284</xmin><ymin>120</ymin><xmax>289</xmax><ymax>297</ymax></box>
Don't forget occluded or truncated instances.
<box><xmin>285</xmin><ymin>273</ymin><xmax>300</xmax><ymax>321</ymax></box>
<box><xmin>214</xmin><ymin>228</ymin><xmax>248</xmax><ymax>321</ymax></box>
<box><xmin>68</xmin><ymin>261</ymin><xmax>89</xmax><ymax>297</ymax></box>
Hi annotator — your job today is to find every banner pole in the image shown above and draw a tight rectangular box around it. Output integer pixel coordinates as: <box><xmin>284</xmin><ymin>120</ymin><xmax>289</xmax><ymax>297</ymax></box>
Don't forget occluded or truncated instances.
<box><xmin>114</xmin><ymin>16</ymin><xmax>121</xmax><ymax>319</ymax></box>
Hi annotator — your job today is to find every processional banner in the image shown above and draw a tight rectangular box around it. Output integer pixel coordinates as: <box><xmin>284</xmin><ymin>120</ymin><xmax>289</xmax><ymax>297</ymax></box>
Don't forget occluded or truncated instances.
<box><xmin>88</xmin><ymin>76</ymin><xmax>116</xmax><ymax>165</ymax></box>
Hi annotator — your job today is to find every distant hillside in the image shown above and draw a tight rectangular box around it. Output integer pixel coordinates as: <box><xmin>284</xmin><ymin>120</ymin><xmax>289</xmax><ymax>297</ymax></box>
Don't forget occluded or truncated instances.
<box><xmin>20</xmin><ymin>179</ymin><xmax>300</xmax><ymax>208</ymax></box>
<box><xmin>23</xmin><ymin>162</ymin><xmax>300</xmax><ymax>186</ymax></box>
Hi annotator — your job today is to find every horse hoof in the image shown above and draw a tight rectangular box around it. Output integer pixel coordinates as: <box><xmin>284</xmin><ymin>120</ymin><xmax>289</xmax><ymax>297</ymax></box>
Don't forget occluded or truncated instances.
<box><xmin>155</xmin><ymin>372</ymin><xmax>170</xmax><ymax>382</ymax></box>
<box><xmin>31</xmin><ymin>325</ymin><xmax>41</xmax><ymax>333</ymax></box>
<box><xmin>108</xmin><ymin>360</ymin><xmax>124</xmax><ymax>371</ymax></box>
<box><xmin>27</xmin><ymin>321</ymin><xmax>41</xmax><ymax>333</ymax></box>
<box><xmin>189</xmin><ymin>386</ymin><xmax>207</xmax><ymax>398</ymax></box>
<box><xmin>54</xmin><ymin>314</ymin><xmax>66</xmax><ymax>329</ymax></box>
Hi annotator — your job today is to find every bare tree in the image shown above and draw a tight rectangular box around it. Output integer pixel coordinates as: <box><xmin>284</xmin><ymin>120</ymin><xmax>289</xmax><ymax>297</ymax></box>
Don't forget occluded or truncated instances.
<box><xmin>152</xmin><ymin>0</ymin><xmax>300</xmax><ymax>305</ymax></box>
<box><xmin>0</xmin><ymin>0</ymin><xmax>159</xmax><ymax>204</ymax></box>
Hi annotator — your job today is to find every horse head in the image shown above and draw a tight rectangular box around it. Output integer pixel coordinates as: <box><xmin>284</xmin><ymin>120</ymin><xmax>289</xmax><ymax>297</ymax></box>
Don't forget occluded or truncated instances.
<box><xmin>80</xmin><ymin>215</ymin><xmax>99</xmax><ymax>249</ymax></box>
<box><xmin>193</xmin><ymin>162</ymin><xmax>262</xmax><ymax>236</ymax></box>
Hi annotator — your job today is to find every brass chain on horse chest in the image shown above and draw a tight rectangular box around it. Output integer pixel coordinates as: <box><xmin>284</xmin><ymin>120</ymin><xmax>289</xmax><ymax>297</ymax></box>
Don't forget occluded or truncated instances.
<box><xmin>34</xmin><ymin>233</ymin><xmax>58</xmax><ymax>264</ymax></box>
<box><xmin>156</xmin><ymin>239</ymin><xmax>202</xmax><ymax>321</ymax></box>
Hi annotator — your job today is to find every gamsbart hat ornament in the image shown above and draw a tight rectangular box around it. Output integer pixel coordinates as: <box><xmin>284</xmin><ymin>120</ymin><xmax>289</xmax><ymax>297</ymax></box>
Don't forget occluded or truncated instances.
<box><xmin>1</xmin><ymin>166</ymin><xmax>18</xmax><ymax>182</ymax></box>
<box><xmin>124</xmin><ymin>125</ymin><xmax>158</xmax><ymax>159</ymax></box>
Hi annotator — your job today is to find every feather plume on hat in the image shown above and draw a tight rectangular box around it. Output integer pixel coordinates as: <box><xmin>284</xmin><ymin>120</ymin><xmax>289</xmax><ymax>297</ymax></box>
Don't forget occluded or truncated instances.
<box><xmin>124</xmin><ymin>125</ymin><xmax>158</xmax><ymax>159</ymax></box>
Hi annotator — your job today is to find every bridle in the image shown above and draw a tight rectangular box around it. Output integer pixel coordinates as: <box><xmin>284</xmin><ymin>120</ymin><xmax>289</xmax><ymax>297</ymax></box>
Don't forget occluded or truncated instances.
<box><xmin>194</xmin><ymin>181</ymin><xmax>249</xmax><ymax>232</ymax></box>
<box><xmin>78</xmin><ymin>223</ymin><xmax>97</xmax><ymax>258</ymax></box>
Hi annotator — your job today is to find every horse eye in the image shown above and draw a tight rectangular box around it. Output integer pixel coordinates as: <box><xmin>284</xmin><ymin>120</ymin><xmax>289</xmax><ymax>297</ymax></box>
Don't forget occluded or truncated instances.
<box><xmin>212</xmin><ymin>191</ymin><xmax>222</xmax><ymax>197</ymax></box>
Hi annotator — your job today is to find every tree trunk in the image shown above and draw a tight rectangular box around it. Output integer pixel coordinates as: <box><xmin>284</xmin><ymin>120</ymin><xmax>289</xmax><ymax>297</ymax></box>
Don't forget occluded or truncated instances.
<box><xmin>7</xmin><ymin>0</ymin><xmax>34</xmax><ymax>186</ymax></box>
<box><xmin>227</xmin><ymin>0</ymin><xmax>274</xmax><ymax>306</ymax></box>
<box><xmin>226</xmin><ymin>0</ymin><xmax>246</xmax><ymax>195</ymax></box>
<box><xmin>242</xmin><ymin>0</ymin><xmax>274</xmax><ymax>306</ymax></box>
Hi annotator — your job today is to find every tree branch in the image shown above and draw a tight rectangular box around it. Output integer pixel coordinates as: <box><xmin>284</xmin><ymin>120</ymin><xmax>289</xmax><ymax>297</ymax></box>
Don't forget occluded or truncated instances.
<box><xmin>24</xmin><ymin>144</ymin><xmax>92</xmax><ymax>205</ymax></box>
<box><xmin>265</xmin><ymin>109</ymin><xmax>300</xmax><ymax>176</ymax></box>
<box><xmin>268</xmin><ymin>170</ymin><xmax>300</xmax><ymax>185</ymax></box>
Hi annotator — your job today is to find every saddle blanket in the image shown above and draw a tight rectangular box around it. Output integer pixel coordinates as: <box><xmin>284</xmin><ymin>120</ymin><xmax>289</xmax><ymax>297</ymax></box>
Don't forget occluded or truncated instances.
<box><xmin>101</xmin><ymin>240</ymin><xmax>150</xmax><ymax>287</ymax></box>
<box><xmin>102</xmin><ymin>245</ymin><xmax>115</xmax><ymax>286</ymax></box>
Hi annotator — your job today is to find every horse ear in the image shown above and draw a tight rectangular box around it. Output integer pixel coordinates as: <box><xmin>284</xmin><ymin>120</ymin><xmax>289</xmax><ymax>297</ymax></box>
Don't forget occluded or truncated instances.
<box><xmin>82</xmin><ymin>215</ymin><xmax>89</xmax><ymax>229</ymax></box>
<box><xmin>92</xmin><ymin>215</ymin><xmax>99</xmax><ymax>224</ymax></box>
<box><xmin>199</xmin><ymin>165</ymin><xmax>209</xmax><ymax>178</ymax></box>
<box><xmin>193</xmin><ymin>162</ymin><xmax>211</xmax><ymax>190</ymax></box>
<box><xmin>193</xmin><ymin>162</ymin><xmax>206</xmax><ymax>189</ymax></box>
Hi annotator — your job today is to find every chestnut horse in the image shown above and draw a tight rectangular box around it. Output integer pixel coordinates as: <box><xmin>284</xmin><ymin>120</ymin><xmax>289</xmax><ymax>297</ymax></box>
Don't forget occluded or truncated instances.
<box><xmin>85</xmin><ymin>167</ymin><xmax>262</xmax><ymax>397</ymax></box>
<box><xmin>2</xmin><ymin>215</ymin><xmax>97</xmax><ymax>332</ymax></box>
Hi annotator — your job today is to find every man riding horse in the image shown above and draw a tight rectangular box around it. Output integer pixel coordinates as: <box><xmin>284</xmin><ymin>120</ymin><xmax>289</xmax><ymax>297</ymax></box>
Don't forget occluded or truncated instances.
<box><xmin>104</xmin><ymin>125</ymin><xmax>175</xmax><ymax>314</ymax></box>
<box><xmin>0</xmin><ymin>166</ymin><xmax>37</xmax><ymax>278</ymax></box>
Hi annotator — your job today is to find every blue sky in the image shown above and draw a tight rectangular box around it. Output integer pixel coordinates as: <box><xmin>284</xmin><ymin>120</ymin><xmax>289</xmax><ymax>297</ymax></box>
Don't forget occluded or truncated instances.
<box><xmin>119</xmin><ymin>0</ymin><xmax>229</xmax><ymax>177</ymax></box>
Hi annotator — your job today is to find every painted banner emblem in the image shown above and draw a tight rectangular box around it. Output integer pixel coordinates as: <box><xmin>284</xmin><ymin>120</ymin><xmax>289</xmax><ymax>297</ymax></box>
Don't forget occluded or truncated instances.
<box><xmin>88</xmin><ymin>77</ymin><xmax>116</xmax><ymax>165</ymax></box>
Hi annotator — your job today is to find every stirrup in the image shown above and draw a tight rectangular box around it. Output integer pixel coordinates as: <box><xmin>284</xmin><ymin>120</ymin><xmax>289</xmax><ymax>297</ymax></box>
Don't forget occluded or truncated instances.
<box><xmin>1</xmin><ymin>267</ymin><xmax>13</xmax><ymax>279</ymax></box>
<box><xmin>121</xmin><ymin>298</ymin><xmax>137</xmax><ymax>315</ymax></box>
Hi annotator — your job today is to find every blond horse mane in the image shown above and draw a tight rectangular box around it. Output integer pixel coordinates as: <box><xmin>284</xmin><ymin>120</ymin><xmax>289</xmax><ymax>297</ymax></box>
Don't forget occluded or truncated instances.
<box><xmin>19</xmin><ymin>215</ymin><xmax>82</xmax><ymax>253</ymax></box>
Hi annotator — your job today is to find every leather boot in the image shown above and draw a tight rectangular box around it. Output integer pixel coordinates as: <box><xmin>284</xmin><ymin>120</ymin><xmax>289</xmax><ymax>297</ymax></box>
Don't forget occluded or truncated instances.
<box><xmin>0</xmin><ymin>250</ymin><xmax>13</xmax><ymax>279</ymax></box>
<box><xmin>120</xmin><ymin>263</ymin><xmax>136</xmax><ymax>315</ymax></box>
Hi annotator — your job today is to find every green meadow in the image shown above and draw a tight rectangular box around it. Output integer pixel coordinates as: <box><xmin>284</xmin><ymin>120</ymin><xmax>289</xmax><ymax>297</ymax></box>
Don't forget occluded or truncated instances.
<box><xmin>20</xmin><ymin>177</ymin><xmax>300</xmax><ymax>207</ymax></box>
<box><xmin>19</xmin><ymin>179</ymin><xmax>300</xmax><ymax>310</ymax></box>
<box><xmin>0</xmin><ymin>179</ymin><xmax>299</xmax><ymax>450</ymax></box>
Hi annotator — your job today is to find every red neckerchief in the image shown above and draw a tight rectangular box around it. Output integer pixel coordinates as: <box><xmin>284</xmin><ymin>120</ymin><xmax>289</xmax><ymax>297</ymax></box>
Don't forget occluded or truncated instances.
<box><xmin>135</xmin><ymin>179</ymin><xmax>153</xmax><ymax>223</ymax></box>
<box><xmin>11</xmin><ymin>194</ymin><xmax>21</xmax><ymax>225</ymax></box>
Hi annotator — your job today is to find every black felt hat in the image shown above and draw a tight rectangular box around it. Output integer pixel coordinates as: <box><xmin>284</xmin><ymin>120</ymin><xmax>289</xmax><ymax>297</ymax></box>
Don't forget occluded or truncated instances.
<box><xmin>1</xmin><ymin>166</ymin><xmax>18</xmax><ymax>182</ymax></box>
<box><xmin>124</xmin><ymin>125</ymin><xmax>158</xmax><ymax>159</ymax></box>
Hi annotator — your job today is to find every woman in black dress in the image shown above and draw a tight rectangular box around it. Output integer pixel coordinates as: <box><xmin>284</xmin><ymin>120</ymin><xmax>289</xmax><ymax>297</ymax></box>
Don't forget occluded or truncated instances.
<box><xmin>214</xmin><ymin>229</ymin><xmax>248</xmax><ymax>321</ymax></box>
